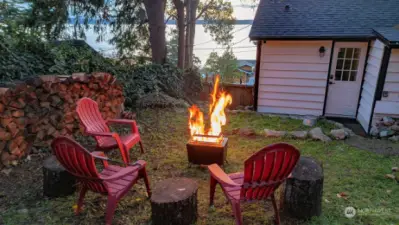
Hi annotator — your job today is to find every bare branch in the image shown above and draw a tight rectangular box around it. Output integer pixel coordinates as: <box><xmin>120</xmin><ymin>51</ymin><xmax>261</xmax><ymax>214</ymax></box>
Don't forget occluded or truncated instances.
<box><xmin>165</xmin><ymin>15</ymin><xmax>173</xmax><ymax>24</ymax></box>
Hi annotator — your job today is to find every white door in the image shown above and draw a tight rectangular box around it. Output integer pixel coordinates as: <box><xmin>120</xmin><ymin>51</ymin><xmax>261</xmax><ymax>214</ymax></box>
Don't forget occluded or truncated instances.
<box><xmin>325</xmin><ymin>42</ymin><xmax>368</xmax><ymax>118</ymax></box>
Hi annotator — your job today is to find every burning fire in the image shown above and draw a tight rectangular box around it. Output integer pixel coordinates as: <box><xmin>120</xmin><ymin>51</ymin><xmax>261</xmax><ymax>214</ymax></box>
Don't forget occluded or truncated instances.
<box><xmin>188</xmin><ymin>75</ymin><xmax>232</xmax><ymax>143</ymax></box>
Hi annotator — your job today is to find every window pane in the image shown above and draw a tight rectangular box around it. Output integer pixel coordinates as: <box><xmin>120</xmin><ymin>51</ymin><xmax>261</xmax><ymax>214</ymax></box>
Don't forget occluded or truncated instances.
<box><xmin>335</xmin><ymin>70</ymin><xmax>342</xmax><ymax>80</ymax></box>
<box><xmin>342</xmin><ymin>71</ymin><xmax>349</xmax><ymax>81</ymax></box>
<box><xmin>345</xmin><ymin>48</ymin><xmax>354</xmax><ymax>58</ymax></box>
<box><xmin>350</xmin><ymin>71</ymin><xmax>357</xmax><ymax>81</ymax></box>
<box><xmin>336</xmin><ymin>59</ymin><xmax>343</xmax><ymax>69</ymax></box>
<box><xmin>351</xmin><ymin>60</ymin><xmax>359</xmax><ymax>70</ymax></box>
<box><xmin>354</xmin><ymin>48</ymin><xmax>360</xmax><ymax>59</ymax></box>
<box><xmin>344</xmin><ymin>59</ymin><xmax>351</xmax><ymax>70</ymax></box>
<box><xmin>338</xmin><ymin>48</ymin><xmax>345</xmax><ymax>58</ymax></box>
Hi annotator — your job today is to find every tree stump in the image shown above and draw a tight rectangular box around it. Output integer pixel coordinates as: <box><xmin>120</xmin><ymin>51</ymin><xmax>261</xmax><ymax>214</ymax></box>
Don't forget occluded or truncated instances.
<box><xmin>284</xmin><ymin>156</ymin><xmax>324</xmax><ymax>220</ymax></box>
<box><xmin>151</xmin><ymin>178</ymin><xmax>198</xmax><ymax>225</ymax></box>
<box><xmin>43</xmin><ymin>155</ymin><xmax>76</xmax><ymax>198</ymax></box>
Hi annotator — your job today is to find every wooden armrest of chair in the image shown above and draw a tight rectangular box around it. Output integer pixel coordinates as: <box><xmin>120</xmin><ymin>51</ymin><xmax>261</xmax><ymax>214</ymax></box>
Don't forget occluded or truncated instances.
<box><xmin>106</xmin><ymin>119</ymin><xmax>139</xmax><ymax>133</ymax></box>
<box><xmin>100</xmin><ymin>164</ymin><xmax>142</xmax><ymax>182</ymax></box>
<box><xmin>91</xmin><ymin>151</ymin><xmax>110</xmax><ymax>167</ymax></box>
<box><xmin>87</xmin><ymin>131</ymin><xmax>129</xmax><ymax>165</ymax></box>
<box><xmin>208</xmin><ymin>164</ymin><xmax>241</xmax><ymax>187</ymax></box>
<box><xmin>86</xmin><ymin>131</ymin><xmax>117</xmax><ymax>137</ymax></box>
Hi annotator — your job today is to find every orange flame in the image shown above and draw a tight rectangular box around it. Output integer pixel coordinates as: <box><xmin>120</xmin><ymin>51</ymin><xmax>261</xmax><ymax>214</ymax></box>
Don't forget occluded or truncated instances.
<box><xmin>188</xmin><ymin>105</ymin><xmax>204</xmax><ymax>137</ymax></box>
<box><xmin>188</xmin><ymin>75</ymin><xmax>232</xmax><ymax>143</ymax></box>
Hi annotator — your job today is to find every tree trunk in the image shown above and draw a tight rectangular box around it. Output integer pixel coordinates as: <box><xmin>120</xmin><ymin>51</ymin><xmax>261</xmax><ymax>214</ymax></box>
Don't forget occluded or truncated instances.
<box><xmin>185</xmin><ymin>0</ymin><xmax>198</xmax><ymax>68</ymax></box>
<box><xmin>173</xmin><ymin>0</ymin><xmax>185</xmax><ymax>69</ymax></box>
<box><xmin>284</xmin><ymin>156</ymin><xmax>324</xmax><ymax>220</ymax></box>
<box><xmin>151</xmin><ymin>178</ymin><xmax>198</xmax><ymax>225</ymax></box>
<box><xmin>43</xmin><ymin>155</ymin><xmax>76</xmax><ymax>198</ymax></box>
<box><xmin>143</xmin><ymin>0</ymin><xmax>167</xmax><ymax>64</ymax></box>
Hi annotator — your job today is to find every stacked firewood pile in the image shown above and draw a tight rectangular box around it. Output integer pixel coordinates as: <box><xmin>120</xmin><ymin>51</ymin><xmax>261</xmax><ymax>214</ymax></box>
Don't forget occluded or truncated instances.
<box><xmin>0</xmin><ymin>73</ymin><xmax>124</xmax><ymax>168</ymax></box>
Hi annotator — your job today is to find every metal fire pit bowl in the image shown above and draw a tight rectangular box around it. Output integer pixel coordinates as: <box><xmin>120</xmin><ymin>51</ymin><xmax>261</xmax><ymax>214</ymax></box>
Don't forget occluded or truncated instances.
<box><xmin>186</xmin><ymin>137</ymin><xmax>228</xmax><ymax>165</ymax></box>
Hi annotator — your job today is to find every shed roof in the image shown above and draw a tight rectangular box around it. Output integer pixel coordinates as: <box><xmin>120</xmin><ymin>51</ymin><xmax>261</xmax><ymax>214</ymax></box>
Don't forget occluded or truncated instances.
<box><xmin>249</xmin><ymin>0</ymin><xmax>399</xmax><ymax>40</ymax></box>
<box><xmin>373</xmin><ymin>27</ymin><xmax>399</xmax><ymax>46</ymax></box>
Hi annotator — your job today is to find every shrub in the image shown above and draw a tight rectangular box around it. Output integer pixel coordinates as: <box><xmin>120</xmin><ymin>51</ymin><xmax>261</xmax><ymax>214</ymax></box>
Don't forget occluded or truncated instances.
<box><xmin>0</xmin><ymin>31</ymin><xmax>202</xmax><ymax>109</ymax></box>
<box><xmin>183</xmin><ymin>67</ymin><xmax>203</xmax><ymax>99</ymax></box>
<box><xmin>113</xmin><ymin>63</ymin><xmax>185</xmax><ymax>108</ymax></box>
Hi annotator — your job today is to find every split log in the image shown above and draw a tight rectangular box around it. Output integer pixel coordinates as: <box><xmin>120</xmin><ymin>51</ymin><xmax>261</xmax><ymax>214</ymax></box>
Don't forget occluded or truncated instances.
<box><xmin>43</xmin><ymin>155</ymin><xmax>76</xmax><ymax>198</ymax></box>
<box><xmin>12</xmin><ymin>110</ymin><xmax>24</xmax><ymax>117</ymax></box>
<box><xmin>0</xmin><ymin>73</ymin><xmax>124</xmax><ymax>166</ymax></box>
<box><xmin>284</xmin><ymin>156</ymin><xmax>324</xmax><ymax>220</ymax></box>
<box><xmin>0</xmin><ymin>141</ymin><xmax>6</xmax><ymax>151</ymax></box>
<box><xmin>15</xmin><ymin>118</ymin><xmax>26</xmax><ymax>128</ymax></box>
<box><xmin>151</xmin><ymin>178</ymin><xmax>198</xmax><ymax>225</ymax></box>
<box><xmin>7</xmin><ymin>122</ymin><xmax>19</xmax><ymax>137</ymax></box>
<box><xmin>0</xmin><ymin>128</ymin><xmax>11</xmax><ymax>141</ymax></box>
<box><xmin>1</xmin><ymin>151</ymin><xmax>11</xmax><ymax>167</ymax></box>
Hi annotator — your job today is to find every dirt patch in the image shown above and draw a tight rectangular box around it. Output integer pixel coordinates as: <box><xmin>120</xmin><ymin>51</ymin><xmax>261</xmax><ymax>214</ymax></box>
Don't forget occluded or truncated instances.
<box><xmin>345</xmin><ymin>136</ymin><xmax>399</xmax><ymax>156</ymax></box>
<box><xmin>0</xmin><ymin>153</ymin><xmax>50</xmax><ymax>211</ymax></box>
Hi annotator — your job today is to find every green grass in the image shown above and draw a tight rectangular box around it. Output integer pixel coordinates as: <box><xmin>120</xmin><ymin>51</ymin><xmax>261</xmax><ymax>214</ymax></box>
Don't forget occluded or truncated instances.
<box><xmin>2</xmin><ymin>109</ymin><xmax>398</xmax><ymax>225</ymax></box>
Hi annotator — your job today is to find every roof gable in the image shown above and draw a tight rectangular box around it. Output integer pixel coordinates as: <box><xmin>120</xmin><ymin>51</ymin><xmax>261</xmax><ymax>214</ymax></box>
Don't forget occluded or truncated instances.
<box><xmin>250</xmin><ymin>0</ymin><xmax>399</xmax><ymax>40</ymax></box>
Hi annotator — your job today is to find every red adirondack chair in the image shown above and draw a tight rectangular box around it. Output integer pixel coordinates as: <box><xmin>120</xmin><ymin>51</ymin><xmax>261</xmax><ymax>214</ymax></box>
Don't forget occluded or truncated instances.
<box><xmin>51</xmin><ymin>136</ymin><xmax>151</xmax><ymax>225</ymax></box>
<box><xmin>76</xmin><ymin>97</ymin><xmax>143</xmax><ymax>164</ymax></box>
<box><xmin>208</xmin><ymin>143</ymin><xmax>300</xmax><ymax>225</ymax></box>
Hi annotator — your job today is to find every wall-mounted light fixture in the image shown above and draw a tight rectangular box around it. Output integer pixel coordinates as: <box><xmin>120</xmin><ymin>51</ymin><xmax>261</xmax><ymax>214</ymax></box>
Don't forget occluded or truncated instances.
<box><xmin>319</xmin><ymin>46</ymin><xmax>326</xmax><ymax>57</ymax></box>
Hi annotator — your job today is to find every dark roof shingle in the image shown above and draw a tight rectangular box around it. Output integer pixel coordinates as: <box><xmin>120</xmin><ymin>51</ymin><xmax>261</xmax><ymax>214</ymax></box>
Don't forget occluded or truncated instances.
<box><xmin>249</xmin><ymin>0</ymin><xmax>399</xmax><ymax>40</ymax></box>
<box><xmin>373</xmin><ymin>27</ymin><xmax>399</xmax><ymax>45</ymax></box>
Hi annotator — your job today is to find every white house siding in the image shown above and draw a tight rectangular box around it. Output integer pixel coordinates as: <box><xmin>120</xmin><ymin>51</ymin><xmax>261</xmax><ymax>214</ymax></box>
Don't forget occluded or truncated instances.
<box><xmin>257</xmin><ymin>41</ymin><xmax>332</xmax><ymax>116</ymax></box>
<box><xmin>356</xmin><ymin>40</ymin><xmax>385</xmax><ymax>131</ymax></box>
<box><xmin>373</xmin><ymin>48</ymin><xmax>399</xmax><ymax>124</ymax></box>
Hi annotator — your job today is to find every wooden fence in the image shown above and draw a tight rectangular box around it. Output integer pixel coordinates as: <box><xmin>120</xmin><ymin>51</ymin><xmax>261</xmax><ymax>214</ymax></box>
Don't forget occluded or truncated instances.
<box><xmin>200</xmin><ymin>82</ymin><xmax>254</xmax><ymax>109</ymax></box>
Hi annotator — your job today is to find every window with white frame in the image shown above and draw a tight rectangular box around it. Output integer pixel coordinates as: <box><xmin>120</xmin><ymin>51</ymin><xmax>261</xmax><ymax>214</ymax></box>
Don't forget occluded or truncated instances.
<box><xmin>335</xmin><ymin>48</ymin><xmax>360</xmax><ymax>81</ymax></box>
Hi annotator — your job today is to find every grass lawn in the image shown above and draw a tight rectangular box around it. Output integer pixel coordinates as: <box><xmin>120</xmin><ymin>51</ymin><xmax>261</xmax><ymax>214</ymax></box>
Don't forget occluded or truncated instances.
<box><xmin>1</xmin><ymin>108</ymin><xmax>398</xmax><ymax>225</ymax></box>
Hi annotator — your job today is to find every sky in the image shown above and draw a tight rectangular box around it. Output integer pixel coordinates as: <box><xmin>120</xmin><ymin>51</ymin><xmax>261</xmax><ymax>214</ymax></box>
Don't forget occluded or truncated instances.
<box><xmin>190</xmin><ymin>1</ymin><xmax>258</xmax><ymax>64</ymax></box>
<box><xmin>80</xmin><ymin>0</ymin><xmax>258</xmax><ymax>65</ymax></box>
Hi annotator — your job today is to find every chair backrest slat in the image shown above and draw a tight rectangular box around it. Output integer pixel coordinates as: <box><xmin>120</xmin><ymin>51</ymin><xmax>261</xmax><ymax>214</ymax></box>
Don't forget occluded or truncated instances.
<box><xmin>240</xmin><ymin>143</ymin><xmax>300</xmax><ymax>201</ymax></box>
<box><xmin>269</xmin><ymin>151</ymin><xmax>285</xmax><ymax>181</ymax></box>
<box><xmin>76</xmin><ymin>98</ymin><xmax>110</xmax><ymax>143</ymax></box>
<box><xmin>51</xmin><ymin>137</ymin><xmax>107</xmax><ymax>193</ymax></box>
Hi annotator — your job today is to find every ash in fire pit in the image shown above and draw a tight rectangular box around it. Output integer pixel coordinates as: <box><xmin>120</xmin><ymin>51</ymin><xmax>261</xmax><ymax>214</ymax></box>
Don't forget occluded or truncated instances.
<box><xmin>187</xmin><ymin>75</ymin><xmax>231</xmax><ymax>165</ymax></box>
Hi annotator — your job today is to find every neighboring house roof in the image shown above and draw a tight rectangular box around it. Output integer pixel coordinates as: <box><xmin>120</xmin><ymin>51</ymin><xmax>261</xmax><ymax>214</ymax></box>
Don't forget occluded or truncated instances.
<box><xmin>373</xmin><ymin>27</ymin><xmax>399</xmax><ymax>47</ymax></box>
<box><xmin>236</xmin><ymin>60</ymin><xmax>255</xmax><ymax>75</ymax></box>
<box><xmin>237</xmin><ymin>68</ymin><xmax>253</xmax><ymax>74</ymax></box>
<box><xmin>249</xmin><ymin>0</ymin><xmax>399</xmax><ymax>40</ymax></box>
<box><xmin>237</xmin><ymin>60</ymin><xmax>256</xmax><ymax>68</ymax></box>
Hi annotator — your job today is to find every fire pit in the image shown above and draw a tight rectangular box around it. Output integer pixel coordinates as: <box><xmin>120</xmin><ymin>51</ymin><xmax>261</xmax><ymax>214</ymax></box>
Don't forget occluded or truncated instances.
<box><xmin>186</xmin><ymin>75</ymin><xmax>231</xmax><ymax>165</ymax></box>
<box><xmin>187</xmin><ymin>134</ymin><xmax>228</xmax><ymax>165</ymax></box>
